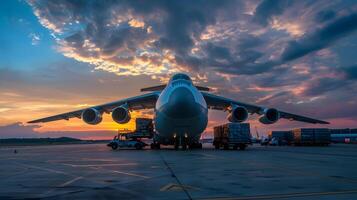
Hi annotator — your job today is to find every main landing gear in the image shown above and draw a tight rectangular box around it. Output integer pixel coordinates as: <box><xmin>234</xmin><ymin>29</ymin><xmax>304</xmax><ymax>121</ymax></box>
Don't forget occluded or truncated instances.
<box><xmin>174</xmin><ymin>135</ymin><xmax>202</xmax><ymax>150</ymax></box>
<box><xmin>150</xmin><ymin>142</ymin><xmax>160</xmax><ymax>149</ymax></box>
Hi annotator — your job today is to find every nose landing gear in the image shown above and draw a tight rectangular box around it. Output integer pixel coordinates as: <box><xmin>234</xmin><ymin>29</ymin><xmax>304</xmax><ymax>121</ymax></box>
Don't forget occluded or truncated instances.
<box><xmin>174</xmin><ymin>135</ymin><xmax>189</xmax><ymax>150</ymax></box>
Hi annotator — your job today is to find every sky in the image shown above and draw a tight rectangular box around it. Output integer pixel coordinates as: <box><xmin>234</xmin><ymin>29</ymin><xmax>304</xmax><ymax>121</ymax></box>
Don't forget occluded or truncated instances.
<box><xmin>0</xmin><ymin>0</ymin><xmax>356</xmax><ymax>139</ymax></box>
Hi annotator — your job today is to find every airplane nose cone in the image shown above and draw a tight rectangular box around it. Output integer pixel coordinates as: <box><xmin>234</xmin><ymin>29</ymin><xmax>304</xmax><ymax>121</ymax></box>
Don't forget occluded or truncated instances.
<box><xmin>165</xmin><ymin>87</ymin><xmax>200</xmax><ymax>119</ymax></box>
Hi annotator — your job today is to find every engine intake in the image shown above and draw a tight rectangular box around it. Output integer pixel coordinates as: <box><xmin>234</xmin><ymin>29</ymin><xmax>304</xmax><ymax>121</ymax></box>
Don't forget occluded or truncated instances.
<box><xmin>112</xmin><ymin>105</ymin><xmax>131</xmax><ymax>124</ymax></box>
<box><xmin>82</xmin><ymin>108</ymin><xmax>102</xmax><ymax>125</ymax></box>
<box><xmin>259</xmin><ymin>108</ymin><xmax>280</xmax><ymax>124</ymax></box>
<box><xmin>227</xmin><ymin>106</ymin><xmax>249</xmax><ymax>123</ymax></box>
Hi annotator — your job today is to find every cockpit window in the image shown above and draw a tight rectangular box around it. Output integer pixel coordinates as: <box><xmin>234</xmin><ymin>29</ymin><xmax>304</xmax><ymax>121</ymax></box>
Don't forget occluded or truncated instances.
<box><xmin>171</xmin><ymin>73</ymin><xmax>191</xmax><ymax>81</ymax></box>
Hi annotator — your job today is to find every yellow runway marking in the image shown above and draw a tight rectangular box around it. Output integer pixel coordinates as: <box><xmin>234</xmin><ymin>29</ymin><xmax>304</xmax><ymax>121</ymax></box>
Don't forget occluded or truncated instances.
<box><xmin>202</xmin><ymin>189</ymin><xmax>357</xmax><ymax>200</ymax></box>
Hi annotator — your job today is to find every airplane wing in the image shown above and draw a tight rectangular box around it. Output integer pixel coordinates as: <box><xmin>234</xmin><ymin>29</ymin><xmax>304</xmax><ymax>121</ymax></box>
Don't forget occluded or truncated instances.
<box><xmin>28</xmin><ymin>92</ymin><xmax>160</xmax><ymax>123</ymax></box>
<box><xmin>141</xmin><ymin>84</ymin><xmax>210</xmax><ymax>92</ymax></box>
<box><xmin>201</xmin><ymin>92</ymin><xmax>329</xmax><ymax>124</ymax></box>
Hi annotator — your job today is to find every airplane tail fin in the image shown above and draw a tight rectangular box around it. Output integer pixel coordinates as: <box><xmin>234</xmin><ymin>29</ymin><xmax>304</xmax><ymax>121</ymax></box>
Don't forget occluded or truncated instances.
<box><xmin>141</xmin><ymin>84</ymin><xmax>210</xmax><ymax>92</ymax></box>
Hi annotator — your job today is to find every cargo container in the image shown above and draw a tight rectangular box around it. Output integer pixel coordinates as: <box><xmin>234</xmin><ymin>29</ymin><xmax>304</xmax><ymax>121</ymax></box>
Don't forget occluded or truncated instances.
<box><xmin>136</xmin><ymin>118</ymin><xmax>154</xmax><ymax>132</ymax></box>
<box><xmin>293</xmin><ymin>128</ymin><xmax>330</xmax><ymax>146</ymax></box>
<box><xmin>269</xmin><ymin>131</ymin><xmax>294</xmax><ymax>145</ymax></box>
<box><xmin>330</xmin><ymin>128</ymin><xmax>351</xmax><ymax>135</ymax></box>
<box><xmin>213</xmin><ymin>123</ymin><xmax>251</xmax><ymax>150</ymax></box>
<box><xmin>122</xmin><ymin>118</ymin><xmax>154</xmax><ymax>139</ymax></box>
<box><xmin>313</xmin><ymin>128</ymin><xmax>330</xmax><ymax>145</ymax></box>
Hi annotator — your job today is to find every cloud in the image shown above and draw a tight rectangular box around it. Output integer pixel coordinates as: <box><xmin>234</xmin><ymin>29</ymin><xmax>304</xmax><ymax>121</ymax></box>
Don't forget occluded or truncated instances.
<box><xmin>29</xmin><ymin>33</ymin><xmax>40</xmax><ymax>45</ymax></box>
<box><xmin>253</xmin><ymin>0</ymin><xmax>293</xmax><ymax>26</ymax></box>
<box><xmin>0</xmin><ymin>122</ymin><xmax>39</xmax><ymax>138</ymax></box>
<box><xmin>315</xmin><ymin>10</ymin><xmax>336</xmax><ymax>23</ymax></box>
<box><xmin>7</xmin><ymin>0</ymin><xmax>355</xmax><ymax>135</ymax></box>
<box><xmin>281</xmin><ymin>13</ymin><xmax>357</xmax><ymax>62</ymax></box>
<box><xmin>0</xmin><ymin>122</ymin><xmax>116</xmax><ymax>139</ymax></box>
<box><xmin>341</xmin><ymin>65</ymin><xmax>357</xmax><ymax>80</ymax></box>
<box><xmin>27</xmin><ymin>0</ymin><xmax>241</xmax><ymax>76</ymax></box>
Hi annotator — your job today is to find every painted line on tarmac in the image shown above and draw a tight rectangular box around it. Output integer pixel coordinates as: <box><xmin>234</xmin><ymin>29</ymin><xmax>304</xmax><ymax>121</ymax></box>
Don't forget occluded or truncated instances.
<box><xmin>201</xmin><ymin>189</ymin><xmax>357</xmax><ymax>200</ymax></box>
<box><xmin>18</xmin><ymin>163</ymin><xmax>73</xmax><ymax>176</ymax></box>
<box><xmin>112</xmin><ymin>170</ymin><xmax>150</xmax><ymax>179</ymax></box>
<box><xmin>59</xmin><ymin>176</ymin><xmax>84</xmax><ymax>187</ymax></box>
<box><xmin>62</xmin><ymin>163</ymin><xmax>138</xmax><ymax>167</ymax></box>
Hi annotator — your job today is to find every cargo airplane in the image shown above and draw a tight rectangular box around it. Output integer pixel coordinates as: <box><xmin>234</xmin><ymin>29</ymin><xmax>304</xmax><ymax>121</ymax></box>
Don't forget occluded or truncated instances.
<box><xmin>29</xmin><ymin>73</ymin><xmax>329</xmax><ymax>149</ymax></box>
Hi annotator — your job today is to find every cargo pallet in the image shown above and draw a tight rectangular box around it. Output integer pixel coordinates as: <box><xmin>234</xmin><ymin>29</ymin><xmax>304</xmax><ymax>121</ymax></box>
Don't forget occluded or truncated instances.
<box><xmin>213</xmin><ymin>123</ymin><xmax>252</xmax><ymax>150</ymax></box>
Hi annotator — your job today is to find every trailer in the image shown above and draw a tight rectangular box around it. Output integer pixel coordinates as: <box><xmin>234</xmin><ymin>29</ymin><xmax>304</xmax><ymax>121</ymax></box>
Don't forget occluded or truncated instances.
<box><xmin>269</xmin><ymin>131</ymin><xmax>294</xmax><ymax>145</ymax></box>
<box><xmin>213</xmin><ymin>123</ymin><xmax>252</xmax><ymax>150</ymax></box>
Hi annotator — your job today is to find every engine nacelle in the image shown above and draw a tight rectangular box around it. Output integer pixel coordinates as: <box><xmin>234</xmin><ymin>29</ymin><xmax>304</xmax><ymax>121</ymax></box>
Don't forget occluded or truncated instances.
<box><xmin>227</xmin><ymin>106</ymin><xmax>249</xmax><ymax>123</ymax></box>
<box><xmin>112</xmin><ymin>105</ymin><xmax>131</xmax><ymax>124</ymax></box>
<box><xmin>81</xmin><ymin>108</ymin><xmax>102</xmax><ymax>125</ymax></box>
<box><xmin>259</xmin><ymin>108</ymin><xmax>280</xmax><ymax>124</ymax></box>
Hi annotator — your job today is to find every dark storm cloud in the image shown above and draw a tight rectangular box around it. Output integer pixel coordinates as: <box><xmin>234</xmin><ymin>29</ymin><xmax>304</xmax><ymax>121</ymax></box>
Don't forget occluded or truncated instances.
<box><xmin>302</xmin><ymin>77</ymin><xmax>348</xmax><ymax>96</ymax></box>
<box><xmin>29</xmin><ymin>0</ymin><xmax>357</xmax><ymax>76</ymax></box>
<box><xmin>281</xmin><ymin>13</ymin><xmax>357</xmax><ymax>62</ymax></box>
<box><xmin>29</xmin><ymin>0</ymin><xmax>241</xmax><ymax>73</ymax></box>
<box><xmin>223</xmin><ymin>12</ymin><xmax>357</xmax><ymax>76</ymax></box>
<box><xmin>237</xmin><ymin>34</ymin><xmax>265</xmax><ymax>49</ymax></box>
<box><xmin>315</xmin><ymin>10</ymin><xmax>336</xmax><ymax>23</ymax></box>
<box><xmin>25</xmin><ymin>0</ymin><xmax>357</xmax><ymax>128</ymax></box>
<box><xmin>253</xmin><ymin>0</ymin><xmax>293</xmax><ymax>26</ymax></box>
<box><xmin>341</xmin><ymin>65</ymin><xmax>357</xmax><ymax>80</ymax></box>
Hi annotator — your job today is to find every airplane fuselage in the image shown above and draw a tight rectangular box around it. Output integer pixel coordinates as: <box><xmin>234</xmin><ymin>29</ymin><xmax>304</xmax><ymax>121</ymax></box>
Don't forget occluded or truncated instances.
<box><xmin>154</xmin><ymin>78</ymin><xmax>208</xmax><ymax>145</ymax></box>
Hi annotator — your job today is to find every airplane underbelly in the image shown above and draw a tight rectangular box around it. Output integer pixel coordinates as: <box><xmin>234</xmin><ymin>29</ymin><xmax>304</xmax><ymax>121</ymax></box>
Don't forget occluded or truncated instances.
<box><xmin>154</xmin><ymin>106</ymin><xmax>208</xmax><ymax>143</ymax></box>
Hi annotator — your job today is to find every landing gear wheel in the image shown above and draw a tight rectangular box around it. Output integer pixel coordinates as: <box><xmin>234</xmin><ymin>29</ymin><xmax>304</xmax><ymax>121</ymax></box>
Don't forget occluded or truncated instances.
<box><xmin>135</xmin><ymin>143</ymin><xmax>143</xmax><ymax>150</ymax></box>
<box><xmin>182</xmin><ymin>137</ymin><xmax>189</xmax><ymax>150</ymax></box>
<box><xmin>150</xmin><ymin>143</ymin><xmax>160</xmax><ymax>149</ymax></box>
<box><xmin>197</xmin><ymin>143</ymin><xmax>203</xmax><ymax>149</ymax></box>
<box><xmin>111</xmin><ymin>143</ymin><xmax>118</xmax><ymax>150</ymax></box>
<box><xmin>224</xmin><ymin>144</ymin><xmax>229</xmax><ymax>150</ymax></box>
<box><xmin>239</xmin><ymin>144</ymin><xmax>246</xmax><ymax>150</ymax></box>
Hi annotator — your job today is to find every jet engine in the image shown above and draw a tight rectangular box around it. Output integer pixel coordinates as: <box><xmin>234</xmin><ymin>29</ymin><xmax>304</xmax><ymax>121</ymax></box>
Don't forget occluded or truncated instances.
<box><xmin>112</xmin><ymin>105</ymin><xmax>131</xmax><ymax>124</ymax></box>
<box><xmin>227</xmin><ymin>106</ymin><xmax>249</xmax><ymax>123</ymax></box>
<box><xmin>81</xmin><ymin>108</ymin><xmax>103</xmax><ymax>125</ymax></box>
<box><xmin>259</xmin><ymin>108</ymin><xmax>280</xmax><ymax>124</ymax></box>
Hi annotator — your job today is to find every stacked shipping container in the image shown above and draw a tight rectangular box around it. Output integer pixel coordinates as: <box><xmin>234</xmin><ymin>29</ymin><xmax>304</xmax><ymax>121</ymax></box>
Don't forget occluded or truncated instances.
<box><xmin>292</xmin><ymin>128</ymin><xmax>330</xmax><ymax>145</ymax></box>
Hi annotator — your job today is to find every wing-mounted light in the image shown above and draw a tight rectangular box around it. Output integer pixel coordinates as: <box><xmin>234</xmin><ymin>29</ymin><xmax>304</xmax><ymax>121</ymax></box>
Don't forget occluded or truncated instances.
<box><xmin>227</xmin><ymin>105</ymin><xmax>249</xmax><ymax>123</ymax></box>
<box><xmin>82</xmin><ymin>108</ymin><xmax>103</xmax><ymax>125</ymax></box>
<box><xmin>259</xmin><ymin>108</ymin><xmax>280</xmax><ymax>124</ymax></box>
<box><xmin>112</xmin><ymin>104</ymin><xmax>131</xmax><ymax>124</ymax></box>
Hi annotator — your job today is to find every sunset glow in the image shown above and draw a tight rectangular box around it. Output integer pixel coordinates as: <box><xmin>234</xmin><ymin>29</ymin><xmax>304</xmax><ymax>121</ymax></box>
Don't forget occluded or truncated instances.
<box><xmin>1</xmin><ymin>0</ymin><xmax>356</xmax><ymax>139</ymax></box>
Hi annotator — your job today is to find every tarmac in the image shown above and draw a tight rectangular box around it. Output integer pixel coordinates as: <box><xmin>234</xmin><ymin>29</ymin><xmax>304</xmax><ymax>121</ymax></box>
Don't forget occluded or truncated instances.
<box><xmin>1</xmin><ymin>143</ymin><xmax>357</xmax><ymax>200</ymax></box>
